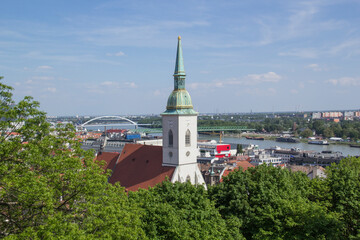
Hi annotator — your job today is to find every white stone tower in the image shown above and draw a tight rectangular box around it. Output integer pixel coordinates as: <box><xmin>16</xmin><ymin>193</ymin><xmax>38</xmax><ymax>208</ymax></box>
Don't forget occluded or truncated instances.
<box><xmin>161</xmin><ymin>36</ymin><xmax>206</xmax><ymax>187</ymax></box>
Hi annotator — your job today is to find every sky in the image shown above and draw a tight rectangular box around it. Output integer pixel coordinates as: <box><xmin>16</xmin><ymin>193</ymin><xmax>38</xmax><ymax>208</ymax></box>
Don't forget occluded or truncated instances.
<box><xmin>1</xmin><ymin>0</ymin><xmax>360</xmax><ymax>116</ymax></box>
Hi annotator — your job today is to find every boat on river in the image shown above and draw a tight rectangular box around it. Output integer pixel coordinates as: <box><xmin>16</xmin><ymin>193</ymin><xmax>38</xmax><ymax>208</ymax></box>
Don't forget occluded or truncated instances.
<box><xmin>276</xmin><ymin>137</ymin><xmax>299</xmax><ymax>143</ymax></box>
<box><xmin>308</xmin><ymin>140</ymin><xmax>329</xmax><ymax>145</ymax></box>
<box><xmin>245</xmin><ymin>136</ymin><xmax>264</xmax><ymax>140</ymax></box>
<box><xmin>350</xmin><ymin>144</ymin><xmax>360</xmax><ymax>148</ymax></box>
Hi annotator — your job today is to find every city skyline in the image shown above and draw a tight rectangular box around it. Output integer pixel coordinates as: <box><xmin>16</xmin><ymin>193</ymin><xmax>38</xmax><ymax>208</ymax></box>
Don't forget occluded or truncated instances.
<box><xmin>1</xmin><ymin>0</ymin><xmax>360</xmax><ymax>116</ymax></box>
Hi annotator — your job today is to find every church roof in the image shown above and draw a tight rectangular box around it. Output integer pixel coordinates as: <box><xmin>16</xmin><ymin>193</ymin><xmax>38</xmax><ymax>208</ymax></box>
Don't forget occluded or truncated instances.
<box><xmin>109</xmin><ymin>144</ymin><xmax>176</xmax><ymax>191</ymax></box>
<box><xmin>163</xmin><ymin>36</ymin><xmax>197</xmax><ymax>115</ymax></box>
<box><xmin>95</xmin><ymin>151</ymin><xmax>120</xmax><ymax>172</ymax></box>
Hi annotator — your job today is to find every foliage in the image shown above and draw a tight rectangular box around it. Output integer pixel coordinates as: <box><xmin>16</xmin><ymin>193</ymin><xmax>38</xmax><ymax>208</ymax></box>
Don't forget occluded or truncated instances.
<box><xmin>0</xmin><ymin>78</ymin><xmax>144</xmax><ymax>239</ymax></box>
<box><xmin>209</xmin><ymin>165</ymin><xmax>341</xmax><ymax>240</ymax></box>
<box><xmin>236</xmin><ymin>144</ymin><xmax>243</xmax><ymax>155</ymax></box>
<box><xmin>3</xmin><ymin>77</ymin><xmax>360</xmax><ymax>239</ymax></box>
<box><xmin>325</xmin><ymin>157</ymin><xmax>360</xmax><ymax>239</ymax></box>
<box><xmin>129</xmin><ymin>180</ymin><xmax>244</xmax><ymax>240</ymax></box>
<box><xmin>300</xmin><ymin>128</ymin><xmax>313</xmax><ymax>138</ymax></box>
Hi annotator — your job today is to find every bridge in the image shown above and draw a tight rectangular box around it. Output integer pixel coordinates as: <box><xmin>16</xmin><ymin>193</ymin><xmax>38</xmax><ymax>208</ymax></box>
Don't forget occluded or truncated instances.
<box><xmin>79</xmin><ymin>116</ymin><xmax>140</xmax><ymax>128</ymax></box>
<box><xmin>78</xmin><ymin>116</ymin><xmax>255</xmax><ymax>133</ymax></box>
<box><xmin>133</xmin><ymin>126</ymin><xmax>255</xmax><ymax>134</ymax></box>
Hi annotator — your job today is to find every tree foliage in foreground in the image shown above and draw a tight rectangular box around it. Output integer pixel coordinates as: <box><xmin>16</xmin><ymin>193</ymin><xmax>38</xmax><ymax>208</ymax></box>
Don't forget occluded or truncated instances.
<box><xmin>0</xmin><ymin>78</ymin><xmax>145</xmax><ymax>239</ymax></box>
<box><xmin>325</xmin><ymin>157</ymin><xmax>360</xmax><ymax>239</ymax></box>
<box><xmin>209</xmin><ymin>165</ymin><xmax>342</xmax><ymax>240</ymax></box>
<box><xmin>2</xmin><ymin>77</ymin><xmax>360</xmax><ymax>239</ymax></box>
<box><xmin>129</xmin><ymin>181</ymin><xmax>244</xmax><ymax>240</ymax></box>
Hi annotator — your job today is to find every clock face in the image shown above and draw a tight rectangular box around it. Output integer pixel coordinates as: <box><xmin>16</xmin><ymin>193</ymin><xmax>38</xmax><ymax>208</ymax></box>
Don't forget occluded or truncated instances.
<box><xmin>186</xmin><ymin>151</ymin><xmax>190</xmax><ymax>156</ymax></box>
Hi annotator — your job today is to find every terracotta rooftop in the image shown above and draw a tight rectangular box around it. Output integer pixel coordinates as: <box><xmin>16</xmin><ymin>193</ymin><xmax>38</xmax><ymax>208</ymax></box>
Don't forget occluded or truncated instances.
<box><xmin>95</xmin><ymin>152</ymin><xmax>120</xmax><ymax>173</ymax></box>
<box><xmin>109</xmin><ymin>144</ymin><xmax>175</xmax><ymax>191</ymax></box>
<box><xmin>221</xmin><ymin>161</ymin><xmax>254</xmax><ymax>181</ymax></box>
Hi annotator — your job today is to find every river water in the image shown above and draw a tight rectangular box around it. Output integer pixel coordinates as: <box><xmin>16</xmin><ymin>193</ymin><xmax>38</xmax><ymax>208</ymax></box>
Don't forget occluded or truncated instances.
<box><xmin>83</xmin><ymin>126</ymin><xmax>359</xmax><ymax>157</ymax></box>
<box><xmin>198</xmin><ymin>134</ymin><xmax>360</xmax><ymax>157</ymax></box>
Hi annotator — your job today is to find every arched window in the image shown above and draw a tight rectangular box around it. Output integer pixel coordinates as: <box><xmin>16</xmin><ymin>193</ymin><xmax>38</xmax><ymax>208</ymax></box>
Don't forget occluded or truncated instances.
<box><xmin>168</xmin><ymin>130</ymin><xmax>173</xmax><ymax>147</ymax></box>
<box><xmin>185</xmin><ymin>129</ymin><xmax>191</xmax><ymax>146</ymax></box>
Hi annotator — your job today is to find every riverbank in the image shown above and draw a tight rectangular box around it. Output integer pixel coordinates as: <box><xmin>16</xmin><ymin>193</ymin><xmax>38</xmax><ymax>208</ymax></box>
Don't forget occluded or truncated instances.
<box><xmin>199</xmin><ymin>134</ymin><xmax>360</xmax><ymax>156</ymax></box>
<box><xmin>223</xmin><ymin>132</ymin><xmax>278</xmax><ymax>140</ymax></box>
<box><xmin>222</xmin><ymin>132</ymin><xmax>360</xmax><ymax>148</ymax></box>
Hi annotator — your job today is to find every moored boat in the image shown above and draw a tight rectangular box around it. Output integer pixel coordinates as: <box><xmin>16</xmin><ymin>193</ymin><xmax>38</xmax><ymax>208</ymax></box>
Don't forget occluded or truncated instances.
<box><xmin>308</xmin><ymin>140</ymin><xmax>329</xmax><ymax>145</ymax></box>
<box><xmin>350</xmin><ymin>144</ymin><xmax>360</xmax><ymax>148</ymax></box>
<box><xmin>276</xmin><ymin>137</ymin><xmax>299</xmax><ymax>143</ymax></box>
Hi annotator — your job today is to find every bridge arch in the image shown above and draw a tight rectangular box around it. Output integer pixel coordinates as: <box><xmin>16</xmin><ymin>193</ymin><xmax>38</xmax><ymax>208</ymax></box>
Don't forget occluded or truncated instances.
<box><xmin>81</xmin><ymin>116</ymin><xmax>137</xmax><ymax>128</ymax></box>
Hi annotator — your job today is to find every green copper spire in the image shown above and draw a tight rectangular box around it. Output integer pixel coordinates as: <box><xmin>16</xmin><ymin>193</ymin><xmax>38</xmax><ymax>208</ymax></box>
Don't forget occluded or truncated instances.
<box><xmin>162</xmin><ymin>36</ymin><xmax>197</xmax><ymax>115</ymax></box>
<box><xmin>173</xmin><ymin>36</ymin><xmax>186</xmax><ymax>90</ymax></box>
<box><xmin>174</xmin><ymin>36</ymin><xmax>186</xmax><ymax>78</ymax></box>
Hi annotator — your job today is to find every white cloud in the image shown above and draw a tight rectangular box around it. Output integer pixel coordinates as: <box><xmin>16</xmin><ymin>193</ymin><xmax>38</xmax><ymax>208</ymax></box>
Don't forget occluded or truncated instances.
<box><xmin>100</xmin><ymin>81</ymin><xmax>118</xmax><ymax>87</ymax></box>
<box><xmin>46</xmin><ymin>87</ymin><xmax>57</xmax><ymax>93</ymax></box>
<box><xmin>189</xmin><ymin>72</ymin><xmax>282</xmax><ymax>90</ymax></box>
<box><xmin>106</xmin><ymin>51</ymin><xmax>125</xmax><ymax>56</ymax></box>
<box><xmin>279</xmin><ymin>49</ymin><xmax>318</xmax><ymax>58</ymax></box>
<box><xmin>99</xmin><ymin>81</ymin><xmax>137</xmax><ymax>89</ymax></box>
<box><xmin>307</xmin><ymin>63</ymin><xmax>320</xmax><ymax>71</ymax></box>
<box><xmin>125</xmin><ymin>82</ymin><xmax>137</xmax><ymax>88</ymax></box>
<box><xmin>325</xmin><ymin>77</ymin><xmax>360</xmax><ymax>86</ymax></box>
<box><xmin>32</xmin><ymin>76</ymin><xmax>54</xmax><ymax>81</ymax></box>
<box><xmin>153</xmin><ymin>90</ymin><xmax>161</xmax><ymax>96</ymax></box>
<box><xmin>37</xmin><ymin>65</ymin><xmax>53</xmax><ymax>70</ymax></box>
<box><xmin>329</xmin><ymin>39</ymin><xmax>360</xmax><ymax>56</ymax></box>
<box><xmin>245</xmin><ymin>72</ymin><xmax>282</xmax><ymax>84</ymax></box>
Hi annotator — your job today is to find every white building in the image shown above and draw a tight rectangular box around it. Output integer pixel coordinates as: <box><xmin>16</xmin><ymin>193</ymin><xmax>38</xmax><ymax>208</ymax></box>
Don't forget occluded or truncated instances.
<box><xmin>161</xmin><ymin>36</ymin><xmax>206</xmax><ymax>187</ymax></box>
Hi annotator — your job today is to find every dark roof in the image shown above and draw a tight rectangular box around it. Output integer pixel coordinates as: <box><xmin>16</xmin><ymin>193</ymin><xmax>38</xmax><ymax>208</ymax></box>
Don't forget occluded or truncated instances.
<box><xmin>109</xmin><ymin>144</ymin><xmax>175</xmax><ymax>191</ymax></box>
<box><xmin>95</xmin><ymin>152</ymin><xmax>120</xmax><ymax>173</ymax></box>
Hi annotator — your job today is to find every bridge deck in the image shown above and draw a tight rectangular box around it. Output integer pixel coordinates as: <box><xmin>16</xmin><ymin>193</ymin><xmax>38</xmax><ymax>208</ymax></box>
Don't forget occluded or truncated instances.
<box><xmin>133</xmin><ymin>126</ymin><xmax>255</xmax><ymax>134</ymax></box>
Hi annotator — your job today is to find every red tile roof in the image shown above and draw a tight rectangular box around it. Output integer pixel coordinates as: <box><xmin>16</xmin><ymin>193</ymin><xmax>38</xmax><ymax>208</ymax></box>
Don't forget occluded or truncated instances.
<box><xmin>221</xmin><ymin>161</ymin><xmax>254</xmax><ymax>181</ymax></box>
<box><xmin>95</xmin><ymin>152</ymin><xmax>120</xmax><ymax>172</ymax></box>
<box><xmin>109</xmin><ymin>144</ymin><xmax>175</xmax><ymax>191</ymax></box>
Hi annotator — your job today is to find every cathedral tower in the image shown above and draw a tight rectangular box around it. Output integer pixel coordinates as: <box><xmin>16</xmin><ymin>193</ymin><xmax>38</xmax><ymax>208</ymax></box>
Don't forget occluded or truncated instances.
<box><xmin>162</xmin><ymin>36</ymin><xmax>205</xmax><ymax>186</ymax></box>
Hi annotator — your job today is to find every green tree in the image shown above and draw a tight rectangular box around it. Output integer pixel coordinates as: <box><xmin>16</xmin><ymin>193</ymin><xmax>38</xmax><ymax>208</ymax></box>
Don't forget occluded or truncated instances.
<box><xmin>129</xmin><ymin>180</ymin><xmax>244</xmax><ymax>239</ymax></box>
<box><xmin>300</xmin><ymin>128</ymin><xmax>313</xmax><ymax>138</ymax></box>
<box><xmin>323</xmin><ymin>127</ymin><xmax>334</xmax><ymax>138</ymax></box>
<box><xmin>0</xmin><ymin>78</ymin><xmax>144</xmax><ymax>239</ymax></box>
<box><xmin>210</xmin><ymin>165</ymin><xmax>341</xmax><ymax>240</ymax></box>
<box><xmin>236</xmin><ymin>144</ymin><xmax>243</xmax><ymax>155</ymax></box>
<box><xmin>326</xmin><ymin>157</ymin><xmax>360</xmax><ymax>238</ymax></box>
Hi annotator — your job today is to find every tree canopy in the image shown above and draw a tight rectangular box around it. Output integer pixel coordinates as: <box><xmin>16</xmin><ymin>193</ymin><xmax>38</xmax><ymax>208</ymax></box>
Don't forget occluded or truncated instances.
<box><xmin>209</xmin><ymin>165</ymin><xmax>341</xmax><ymax>239</ymax></box>
<box><xmin>2</xmin><ymin>77</ymin><xmax>360</xmax><ymax>239</ymax></box>
<box><xmin>0</xmin><ymin>78</ymin><xmax>145</xmax><ymax>239</ymax></box>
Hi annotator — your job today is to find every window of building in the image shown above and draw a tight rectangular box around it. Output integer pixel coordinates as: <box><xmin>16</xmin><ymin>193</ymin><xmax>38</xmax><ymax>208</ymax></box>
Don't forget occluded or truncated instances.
<box><xmin>185</xmin><ymin>129</ymin><xmax>191</xmax><ymax>146</ymax></box>
<box><xmin>169</xmin><ymin>130</ymin><xmax>173</xmax><ymax>147</ymax></box>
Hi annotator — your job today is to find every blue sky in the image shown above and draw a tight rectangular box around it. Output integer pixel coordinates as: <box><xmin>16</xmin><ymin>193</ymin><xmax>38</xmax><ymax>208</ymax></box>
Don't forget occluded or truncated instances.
<box><xmin>1</xmin><ymin>0</ymin><xmax>360</xmax><ymax>116</ymax></box>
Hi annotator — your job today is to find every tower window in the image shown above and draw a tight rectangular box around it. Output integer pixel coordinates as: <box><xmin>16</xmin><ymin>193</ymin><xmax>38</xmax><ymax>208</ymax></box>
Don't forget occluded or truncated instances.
<box><xmin>185</xmin><ymin>129</ymin><xmax>191</xmax><ymax>146</ymax></box>
<box><xmin>169</xmin><ymin>130</ymin><xmax>173</xmax><ymax>147</ymax></box>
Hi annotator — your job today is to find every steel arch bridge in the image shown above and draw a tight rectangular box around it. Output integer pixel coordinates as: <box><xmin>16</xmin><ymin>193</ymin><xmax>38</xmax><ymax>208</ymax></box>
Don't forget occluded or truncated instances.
<box><xmin>80</xmin><ymin>116</ymin><xmax>138</xmax><ymax>128</ymax></box>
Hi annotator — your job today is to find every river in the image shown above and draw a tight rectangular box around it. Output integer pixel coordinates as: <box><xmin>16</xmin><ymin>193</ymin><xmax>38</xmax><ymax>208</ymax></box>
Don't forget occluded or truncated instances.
<box><xmin>198</xmin><ymin>134</ymin><xmax>360</xmax><ymax>157</ymax></box>
<box><xmin>83</xmin><ymin>126</ymin><xmax>359</xmax><ymax>157</ymax></box>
